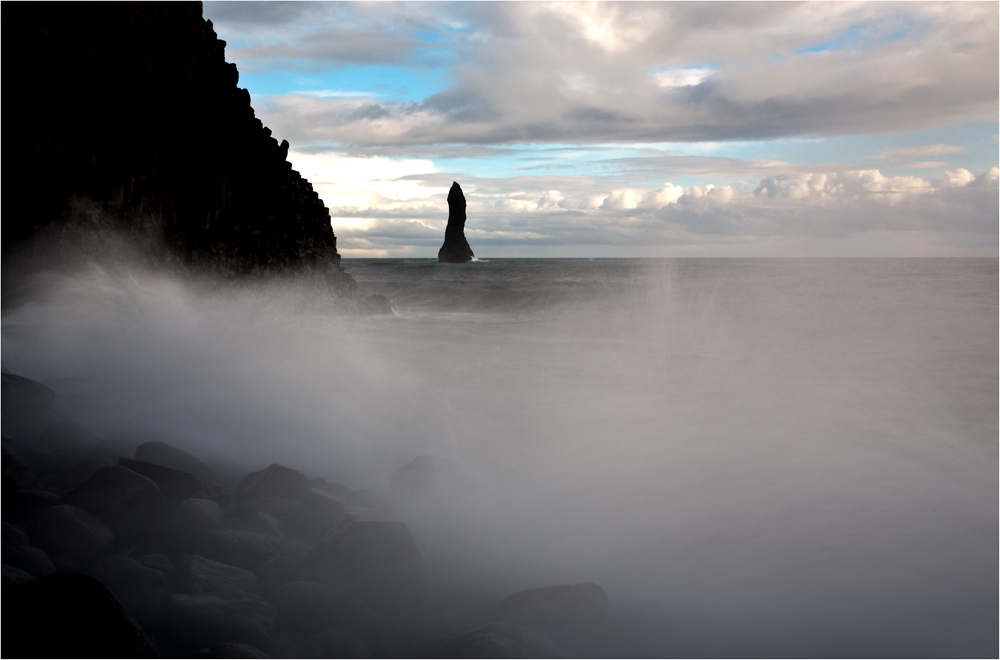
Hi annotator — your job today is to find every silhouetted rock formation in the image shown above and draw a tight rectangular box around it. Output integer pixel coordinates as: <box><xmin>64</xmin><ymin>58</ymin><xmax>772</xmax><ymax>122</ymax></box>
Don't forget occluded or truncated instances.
<box><xmin>438</xmin><ymin>182</ymin><xmax>475</xmax><ymax>263</ymax></box>
<box><xmin>2</xmin><ymin>3</ymin><xmax>387</xmax><ymax>310</ymax></box>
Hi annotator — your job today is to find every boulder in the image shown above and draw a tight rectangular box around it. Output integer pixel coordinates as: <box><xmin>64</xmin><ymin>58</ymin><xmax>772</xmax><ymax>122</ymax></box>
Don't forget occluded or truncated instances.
<box><xmin>52</xmin><ymin>455</ymin><xmax>115</xmax><ymax>491</ymax></box>
<box><xmin>287</xmin><ymin>627</ymin><xmax>369</xmax><ymax>659</ymax></box>
<box><xmin>134</xmin><ymin>553</ymin><xmax>175</xmax><ymax>583</ymax></box>
<box><xmin>29</xmin><ymin>503</ymin><xmax>114</xmax><ymax>560</ymax></box>
<box><xmin>439</xmin><ymin>622</ymin><xmax>565</xmax><ymax>658</ymax></box>
<box><xmin>199</xmin><ymin>528</ymin><xmax>313</xmax><ymax>573</ymax></box>
<box><xmin>161</xmin><ymin>592</ymin><xmax>276</xmax><ymax>654</ymax></box>
<box><xmin>119</xmin><ymin>457</ymin><xmax>203</xmax><ymax>502</ymax></box>
<box><xmin>235</xmin><ymin>464</ymin><xmax>308</xmax><ymax>503</ymax></box>
<box><xmin>38</xmin><ymin>419</ymin><xmax>108</xmax><ymax>450</ymax></box>
<box><xmin>92</xmin><ymin>555</ymin><xmax>171</xmax><ymax>628</ymax></box>
<box><xmin>294</xmin><ymin>487</ymin><xmax>347</xmax><ymax>537</ymax></box>
<box><xmin>314</xmin><ymin>506</ymin><xmax>422</xmax><ymax>600</ymax></box>
<box><xmin>243</xmin><ymin>511</ymin><xmax>287</xmax><ymax>539</ymax></box>
<box><xmin>134</xmin><ymin>441</ymin><xmax>219</xmax><ymax>484</ymax></box>
<box><xmin>1</xmin><ymin>520</ymin><xmax>29</xmax><ymax>551</ymax></box>
<box><xmin>3</xmin><ymin>488</ymin><xmax>61</xmax><ymax>524</ymax></box>
<box><xmin>310</xmin><ymin>477</ymin><xmax>352</xmax><ymax>498</ymax></box>
<box><xmin>1</xmin><ymin>373</ymin><xmax>55</xmax><ymax>412</ymax></box>
<box><xmin>3</xmin><ymin>573</ymin><xmax>157</xmax><ymax>658</ymax></box>
<box><xmin>273</xmin><ymin>581</ymin><xmax>385</xmax><ymax>639</ymax></box>
<box><xmin>191</xmin><ymin>642</ymin><xmax>271</xmax><ymax>658</ymax></box>
<box><xmin>177</xmin><ymin>497</ymin><xmax>226</xmax><ymax>534</ymax></box>
<box><xmin>65</xmin><ymin>465</ymin><xmax>166</xmax><ymax>539</ymax></box>
<box><xmin>232</xmin><ymin>497</ymin><xmax>302</xmax><ymax>520</ymax></box>
<box><xmin>2</xmin><ymin>441</ymin><xmax>42</xmax><ymax>490</ymax></box>
<box><xmin>179</xmin><ymin>554</ymin><xmax>257</xmax><ymax>594</ymax></box>
<box><xmin>492</xmin><ymin>583</ymin><xmax>609</xmax><ymax>638</ymax></box>
<box><xmin>5</xmin><ymin>545</ymin><xmax>56</xmax><ymax>578</ymax></box>
<box><xmin>3</xmin><ymin>563</ymin><xmax>35</xmax><ymax>586</ymax></box>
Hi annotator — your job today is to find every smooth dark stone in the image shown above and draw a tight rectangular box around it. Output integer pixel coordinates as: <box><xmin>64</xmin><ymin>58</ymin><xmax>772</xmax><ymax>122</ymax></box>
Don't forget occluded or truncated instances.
<box><xmin>191</xmin><ymin>642</ymin><xmax>271</xmax><ymax>658</ymax></box>
<box><xmin>5</xmin><ymin>545</ymin><xmax>56</xmax><ymax>578</ymax></box>
<box><xmin>314</xmin><ymin>506</ymin><xmax>422</xmax><ymax>601</ymax></box>
<box><xmin>1</xmin><ymin>520</ymin><xmax>29</xmax><ymax>551</ymax></box>
<box><xmin>439</xmin><ymin>621</ymin><xmax>566</xmax><ymax>659</ymax></box>
<box><xmin>120</xmin><ymin>457</ymin><xmax>203</xmax><ymax>503</ymax></box>
<box><xmin>38</xmin><ymin>419</ymin><xmax>108</xmax><ymax>451</ymax></box>
<box><xmin>3</xmin><ymin>573</ymin><xmax>157</xmax><ymax>658</ymax></box>
<box><xmin>287</xmin><ymin>627</ymin><xmax>369</xmax><ymax>659</ymax></box>
<box><xmin>231</xmin><ymin>496</ymin><xmax>302</xmax><ymax>520</ymax></box>
<box><xmin>176</xmin><ymin>497</ymin><xmax>226</xmax><ymax>535</ymax></box>
<box><xmin>437</xmin><ymin>182</ymin><xmax>475</xmax><ymax>263</ymax></box>
<box><xmin>3</xmin><ymin>563</ymin><xmax>35</xmax><ymax>586</ymax></box>
<box><xmin>235</xmin><ymin>464</ymin><xmax>308</xmax><ymax>503</ymax></box>
<box><xmin>199</xmin><ymin>528</ymin><xmax>313</xmax><ymax>573</ymax></box>
<box><xmin>65</xmin><ymin>465</ymin><xmax>166</xmax><ymax>538</ymax></box>
<box><xmin>241</xmin><ymin>511</ymin><xmax>286</xmax><ymax>539</ymax></box>
<box><xmin>92</xmin><ymin>555</ymin><xmax>171</xmax><ymax>628</ymax></box>
<box><xmin>53</xmin><ymin>455</ymin><xmax>115</xmax><ymax>491</ymax></box>
<box><xmin>1</xmin><ymin>373</ymin><xmax>55</xmax><ymax>412</ymax></box>
<box><xmin>29</xmin><ymin>503</ymin><xmax>114</xmax><ymax>560</ymax></box>
<box><xmin>492</xmin><ymin>583</ymin><xmax>610</xmax><ymax>637</ymax></box>
<box><xmin>161</xmin><ymin>592</ymin><xmax>276</xmax><ymax>655</ymax></box>
<box><xmin>134</xmin><ymin>553</ymin><xmax>175</xmax><ymax>582</ymax></box>
<box><xmin>178</xmin><ymin>554</ymin><xmax>257</xmax><ymax>594</ymax></box>
<box><xmin>134</xmin><ymin>441</ymin><xmax>219</xmax><ymax>485</ymax></box>
<box><xmin>3</xmin><ymin>488</ymin><xmax>61</xmax><ymax>525</ymax></box>
<box><xmin>273</xmin><ymin>581</ymin><xmax>385</xmax><ymax>639</ymax></box>
<box><xmin>2</xmin><ymin>441</ymin><xmax>41</xmax><ymax>490</ymax></box>
<box><xmin>310</xmin><ymin>477</ymin><xmax>352</xmax><ymax>498</ymax></box>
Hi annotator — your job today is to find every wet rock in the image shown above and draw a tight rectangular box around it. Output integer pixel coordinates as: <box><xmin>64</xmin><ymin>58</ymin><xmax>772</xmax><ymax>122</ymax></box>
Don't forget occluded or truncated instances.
<box><xmin>437</xmin><ymin>182</ymin><xmax>475</xmax><ymax>263</ymax></box>
<box><xmin>178</xmin><ymin>497</ymin><xmax>226</xmax><ymax>533</ymax></box>
<box><xmin>199</xmin><ymin>528</ymin><xmax>313</xmax><ymax>573</ymax></box>
<box><xmin>38</xmin><ymin>419</ymin><xmax>108</xmax><ymax>451</ymax></box>
<box><xmin>3</xmin><ymin>563</ymin><xmax>35</xmax><ymax>586</ymax></box>
<box><xmin>314</xmin><ymin>506</ymin><xmax>422</xmax><ymax>600</ymax></box>
<box><xmin>273</xmin><ymin>581</ymin><xmax>385</xmax><ymax>639</ymax></box>
<box><xmin>161</xmin><ymin>592</ymin><xmax>276</xmax><ymax>654</ymax></box>
<box><xmin>2</xmin><ymin>441</ymin><xmax>42</xmax><ymax>490</ymax></box>
<box><xmin>29</xmin><ymin>503</ymin><xmax>114</xmax><ymax>560</ymax></box>
<box><xmin>5</xmin><ymin>545</ymin><xmax>56</xmax><ymax>578</ymax></box>
<box><xmin>235</xmin><ymin>464</ymin><xmax>308</xmax><ymax>503</ymax></box>
<box><xmin>179</xmin><ymin>554</ymin><xmax>257</xmax><ymax>594</ymax></box>
<box><xmin>3</xmin><ymin>488</ymin><xmax>61</xmax><ymax>525</ymax></box>
<box><xmin>440</xmin><ymin>621</ymin><xmax>566</xmax><ymax>658</ymax></box>
<box><xmin>191</xmin><ymin>642</ymin><xmax>271</xmax><ymax>658</ymax></box>
<box><xmin>1</xmin><ymin>520</ymin><xmax>29</xmax><ymax>551</ymax></box>
<box><xmin>310</xmin><ymin>477</ymin><xmax>352</xmax><ymax>498</ymax></box>
<box><xmin>243</xmin><ymin>511</ymin><xmax>287</xmax><ymax>539</ymax></box>
<box><xmin>52</xmin><ymin>455</ymin><xmax>115</xmax><ymax>491</ymax></box>
<box><xmin>492</xmin><ymin>583</ymin><xmax>609</xmax><ymax>638</ymax></box>
<box><xmin>232</xmin><ymin>497</ymin><xmax>302</xmax><ymax>520</ymax></box>
<box><xmin>1</xmin><ymin>373</ymin><xmax>55</xmax><ymax>412</ymax></box>
<box><xmin>92</xmin><ymin>555</ymin><xmax>171</xmax><ymax>628</ymax></box>
<box><xmin>119</xmin><ymin>457</ymin><xmax>203</xmax><ymax>502</ymax></box>
<box><xmin>65</xmin><ymin>465</ymin><xmax>166</xmax><ymax>539</ymax></box>
<box><xmin>288</xmin><ymin>627</ymin><xmax>369</xmax><ymax>659</ymax></box>
<box><xmin>4</xmin><ymin>573</ymin><xmax>157</xmax><ymax>658</ymax></box>
<box><xmin>134</xmin><ymin>553</ymin><xmax>175</xmax><ymax>583</ymax></box>
<box><xmin>135</xmin><ymin>441</ymin><xmax>219</xmax><ymax>484</ymax></box>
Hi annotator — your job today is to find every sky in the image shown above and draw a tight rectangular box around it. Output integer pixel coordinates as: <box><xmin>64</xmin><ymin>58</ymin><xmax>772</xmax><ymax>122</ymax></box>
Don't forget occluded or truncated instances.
<box><xmin>202</xmin><ymin>1</ymin><xmax>999</xmax><ymax>258</ymax></box>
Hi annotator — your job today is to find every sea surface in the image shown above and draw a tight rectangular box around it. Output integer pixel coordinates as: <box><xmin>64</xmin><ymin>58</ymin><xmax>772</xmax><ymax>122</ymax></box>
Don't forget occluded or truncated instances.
<box><xmin>3</xmin><ymin>256</ymin><xmax>997</xmax><ymax>657</ymax></box>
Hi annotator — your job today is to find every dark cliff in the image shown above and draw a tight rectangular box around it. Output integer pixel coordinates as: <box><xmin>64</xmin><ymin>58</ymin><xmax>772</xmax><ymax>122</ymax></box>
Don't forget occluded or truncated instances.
<box><xmin>437</xmin><ymin>182</ymin><xmax>474</xmax><ymax>263</ymax></box>
<box><xmin>2</xmin><ymin>2</ymin><xmax>356</xmax><ymax>289</ymax></box>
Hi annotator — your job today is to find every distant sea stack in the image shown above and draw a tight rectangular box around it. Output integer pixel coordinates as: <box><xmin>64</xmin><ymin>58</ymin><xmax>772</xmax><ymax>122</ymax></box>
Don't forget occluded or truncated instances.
<box><xmin>2</xmin><ymin>2</ymin><xmax>378</xmax><ymax>306</ymax></box>
<box><xmin>437</xmin><ymin>182</ymin><xmax>475</xmax><ymax>263</ymax></box>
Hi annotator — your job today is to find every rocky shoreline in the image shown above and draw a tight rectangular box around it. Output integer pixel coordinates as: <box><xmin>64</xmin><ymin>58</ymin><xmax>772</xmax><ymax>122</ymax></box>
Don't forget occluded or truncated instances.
<box><xmin>2</xmin><ymin>371</ymin><xmax>610</xmax><ymax>658</ymax></box>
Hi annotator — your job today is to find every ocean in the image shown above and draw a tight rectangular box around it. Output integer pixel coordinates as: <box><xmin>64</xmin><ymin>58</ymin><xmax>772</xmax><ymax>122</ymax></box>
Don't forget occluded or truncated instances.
<box><xmin>3</xmin><ymin>257</ymin><xmax>997</xmax><ymax>656</ymax></box>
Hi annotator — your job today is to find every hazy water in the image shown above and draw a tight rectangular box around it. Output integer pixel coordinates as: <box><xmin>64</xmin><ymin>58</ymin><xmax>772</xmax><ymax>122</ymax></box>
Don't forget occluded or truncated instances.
<box><xmin>3</xmin><ymin>257</ymin><xmax>997</xmax><ymax>656</ymax></box>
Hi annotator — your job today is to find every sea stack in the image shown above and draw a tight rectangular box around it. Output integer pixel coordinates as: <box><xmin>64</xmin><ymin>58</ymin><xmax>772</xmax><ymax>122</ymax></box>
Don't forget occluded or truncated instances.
<box><xmin>437</xmin><ymin>182</ymin><xmax>475</xmax><ymax>263</ymax></box>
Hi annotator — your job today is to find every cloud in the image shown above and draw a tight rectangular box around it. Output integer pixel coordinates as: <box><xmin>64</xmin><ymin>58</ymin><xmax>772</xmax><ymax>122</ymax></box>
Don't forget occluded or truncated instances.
<box><xmin>876</xmin><ymin>144</ymin><xmax>966</xmax><ymax>160</ymax></box>
<box><xmin>209</xmin><ymin>2</ymin><xmax>999</xmax><ymax>146</ymax></box>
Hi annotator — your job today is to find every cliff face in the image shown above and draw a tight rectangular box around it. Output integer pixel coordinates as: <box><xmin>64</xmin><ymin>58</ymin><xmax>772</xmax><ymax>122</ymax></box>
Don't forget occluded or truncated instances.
<box><xmin>437</xmin><ymin>182</ymin><xmax>475</xmax><ymax>263</ymax></box>
<box><xmin>2</xmin><ymin>2</ymin><xmax>346</xmax><ymax>282</ymax></box>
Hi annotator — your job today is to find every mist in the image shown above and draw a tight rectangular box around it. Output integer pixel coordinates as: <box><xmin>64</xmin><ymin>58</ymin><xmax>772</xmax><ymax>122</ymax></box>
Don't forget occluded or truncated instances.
<box><xmin>3</xmin><ymin>248</ymin><xmax>996</xmax><ymax>657</ymax></box>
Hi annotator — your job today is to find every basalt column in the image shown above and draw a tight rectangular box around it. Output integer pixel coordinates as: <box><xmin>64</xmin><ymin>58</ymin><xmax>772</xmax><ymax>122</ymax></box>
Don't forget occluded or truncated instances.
<box><xmin>437</xmin><ymin>182</ymin><xmax>475</xmax><ymax>263</ymax></box>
